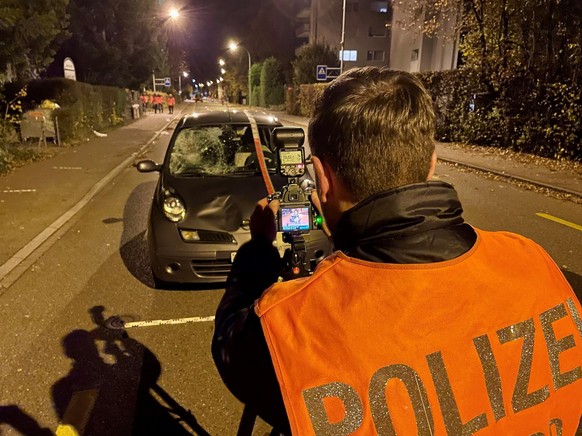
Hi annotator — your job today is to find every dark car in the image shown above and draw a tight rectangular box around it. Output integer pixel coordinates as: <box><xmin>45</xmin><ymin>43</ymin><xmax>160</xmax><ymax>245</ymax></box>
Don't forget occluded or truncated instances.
<box><xmin>136</xmin><ymin>110</ymin><xmax>332</xmax><ymax>287</ymax></box>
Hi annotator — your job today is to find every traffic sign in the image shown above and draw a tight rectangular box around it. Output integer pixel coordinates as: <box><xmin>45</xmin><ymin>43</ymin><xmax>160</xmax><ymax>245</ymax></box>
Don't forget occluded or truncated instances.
<box><xmin>164</xmin><ymin>77</ymin><xmax>171</xmax><ymax>87</ymax></box>
<box><xmin>326</xmin><ymin>68</ymin><xmax>341</xmax><ymax>79</ymax></box>
<box><xmin>316</xmin><ymin>65</ymin><xmax>327</xmax><ymax>81</ymax></box>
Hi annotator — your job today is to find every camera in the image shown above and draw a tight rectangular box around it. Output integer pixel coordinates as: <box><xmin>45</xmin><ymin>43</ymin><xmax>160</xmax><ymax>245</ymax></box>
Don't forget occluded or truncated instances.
<box><xmin>270</xmin><ymin>127</ymin><xmax>319</xmax><ymax>234</ymax></box>
<box><xmin>269</xmin><ymin>127</ymin><xmax>324</xmax><ymax>278</ymax></box>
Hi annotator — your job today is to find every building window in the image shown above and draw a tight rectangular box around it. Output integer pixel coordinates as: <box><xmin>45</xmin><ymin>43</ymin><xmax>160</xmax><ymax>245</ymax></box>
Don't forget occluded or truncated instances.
<box><xmin>367</xmin><ymin>50</ymin><xmax>385</xmax><ymax>61</ymax></box>
<box><xmin>339</xmin><ymin>50</ymin><xmax>358</xmax><ymax>61</ymax></box>
<box><xmin>346</xmin><ymin>2</ymin><xmax>359</xmax><ymax>12</ymax></box>
<box><xmin>411</xmin><ymin>49</ymin><xmax>419</xmax><ymax>61</ymax></box>
<box><xmin>368</xmin><ymin>26</ymin><xmax>387</xmax><ymax>37</ymax></box>
<box><xmin>370</xmin><ymin>1</ymin><xmax>389</xmax><ymax>13</ymax></box>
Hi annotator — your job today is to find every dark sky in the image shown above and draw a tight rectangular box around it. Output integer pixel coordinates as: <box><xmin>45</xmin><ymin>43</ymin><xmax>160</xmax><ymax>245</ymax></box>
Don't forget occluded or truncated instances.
<box><xmin>168</xmin><ymin>0</ymin><xmax>300</xmax><ymax>82</ymax></box>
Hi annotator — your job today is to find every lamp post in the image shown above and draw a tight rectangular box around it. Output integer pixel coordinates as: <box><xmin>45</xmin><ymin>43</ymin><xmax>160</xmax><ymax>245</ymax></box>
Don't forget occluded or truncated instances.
<box><xmin>228</xmin><ymin>41</ymin><xmax>252</xmax><ymax>106</ymax></box>
<box><xmin>178</xmin><ymin>71</ymin><xmax>188</xmax><ymax>95</ymax></box>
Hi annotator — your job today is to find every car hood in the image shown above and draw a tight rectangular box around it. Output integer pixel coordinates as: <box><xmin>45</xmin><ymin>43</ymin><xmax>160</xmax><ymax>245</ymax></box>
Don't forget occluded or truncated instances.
<box><xmin>161</xmin><ymin>173</ymin><xmax>286</xmax><ymax>232</ymax></box>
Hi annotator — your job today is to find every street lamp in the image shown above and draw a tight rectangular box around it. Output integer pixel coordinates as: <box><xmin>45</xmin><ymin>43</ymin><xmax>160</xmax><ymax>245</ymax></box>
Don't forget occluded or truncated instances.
<box><xmin>169</xmin><ymin>7</ymin><xmax>180</xmax><ymax>20</ymax></box>
<box><xmin>218</xmin><ymin>59</ymin><xmax>226</xmax><ymax>66</ymax></box>
<box><xmin>228</xmin><ymin>41</ymin><xmax>252</xmax><ymax>106</ymax></box>
<box><xmin>178</xmin><ymin>71</ymin><xmax>188</xmax><ymax>95</ymax></box>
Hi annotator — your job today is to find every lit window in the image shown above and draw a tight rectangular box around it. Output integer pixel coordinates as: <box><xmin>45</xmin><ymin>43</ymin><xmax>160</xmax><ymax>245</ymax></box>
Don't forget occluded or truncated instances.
<box><xmin>339</xmin><ymin>50</ymin><xmax>358</xmax><ymax>61</ymax></box>
<box><xmin>370</xmin><ymin>1</ymin><xmax>389</xmax><ymax>13</ymax></box>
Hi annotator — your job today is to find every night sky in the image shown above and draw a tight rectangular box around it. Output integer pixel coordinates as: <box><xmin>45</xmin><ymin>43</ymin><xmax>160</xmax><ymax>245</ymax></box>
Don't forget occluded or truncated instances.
<box><xmin>169</xmin><ymin>0</ymin><xmax>300</xmax><ymax>82</ymax></box>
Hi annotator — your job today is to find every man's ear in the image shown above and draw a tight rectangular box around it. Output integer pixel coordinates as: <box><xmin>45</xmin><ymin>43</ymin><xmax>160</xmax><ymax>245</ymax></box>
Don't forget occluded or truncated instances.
<box><xmin>312</xmin><ymin>156</ymin><xmax>331</xmax><ymax>203</ymax></box>
<box><xmin>427</xmin><ymin>151</ymin><xmax>437</xmax><ymax>180</ymax></box>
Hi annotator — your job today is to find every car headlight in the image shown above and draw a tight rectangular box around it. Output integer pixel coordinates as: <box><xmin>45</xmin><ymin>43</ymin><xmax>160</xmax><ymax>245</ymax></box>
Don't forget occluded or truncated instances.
<box><xmin>163</xmin><ymin>196</ymin><xmax>186</xmax><ymax>222</ymax></box>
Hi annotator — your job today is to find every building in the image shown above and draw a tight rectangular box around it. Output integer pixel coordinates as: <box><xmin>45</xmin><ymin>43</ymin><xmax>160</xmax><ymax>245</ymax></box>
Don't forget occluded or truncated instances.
<box><xmin>299</xmin><ymin>0</ymin><xmax>458</xmax><ymax>73</ymax></box>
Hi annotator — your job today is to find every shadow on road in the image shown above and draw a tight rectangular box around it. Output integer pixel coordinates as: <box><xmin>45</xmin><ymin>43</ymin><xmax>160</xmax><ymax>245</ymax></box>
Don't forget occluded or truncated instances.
<box><xmin>562</xmin><ymin>268</ymin><xmax>582</xmax><ymax>304</ymax></box>
<box><xmin>0</xmin><ymin>405</ymin><xmax>52</xmax><ymax>435</ymax></box>
<box><xmin>51</xmin><ymin>305</ymin><xmax>211</xmax><ymax>435</ymax></box>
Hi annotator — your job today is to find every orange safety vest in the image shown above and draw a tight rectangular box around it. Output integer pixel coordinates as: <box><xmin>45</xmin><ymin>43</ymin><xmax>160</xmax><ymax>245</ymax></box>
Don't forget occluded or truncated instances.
<box><xmin>255</xmin><ymin>229</ymin><xmax>582</xmax><ymax>435</ymax></box>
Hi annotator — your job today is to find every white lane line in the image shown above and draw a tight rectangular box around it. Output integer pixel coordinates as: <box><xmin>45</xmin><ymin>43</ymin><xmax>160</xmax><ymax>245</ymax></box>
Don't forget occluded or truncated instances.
<box><xmin>53</xmin><ymin>166</ymin><xmax>83</xmax><ymax>170</ymax></box>
<box><xmin>2</xmin><ymin>189</ymin><xmax>37</xmax><ymax>193</ymax></box>
<box><xmin>124</xmin><ymin>316</ymin><xmax>215</xmax><ymax>329</ymax></box>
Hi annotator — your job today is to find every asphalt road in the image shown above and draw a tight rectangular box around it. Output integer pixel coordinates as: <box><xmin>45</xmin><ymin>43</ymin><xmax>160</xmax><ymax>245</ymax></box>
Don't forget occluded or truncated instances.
<box><xmin>1</xmin><ymin>102</ymin><xmax>581</xmax><ymax>435</ymax></box>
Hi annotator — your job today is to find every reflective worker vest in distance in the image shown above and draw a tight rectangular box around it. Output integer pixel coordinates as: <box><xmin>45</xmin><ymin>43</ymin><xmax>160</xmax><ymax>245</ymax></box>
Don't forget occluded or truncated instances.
<box><xmin>255</xmin><ymin>229</ymin><xmax>582</xmax><ymax>435</ymax></box>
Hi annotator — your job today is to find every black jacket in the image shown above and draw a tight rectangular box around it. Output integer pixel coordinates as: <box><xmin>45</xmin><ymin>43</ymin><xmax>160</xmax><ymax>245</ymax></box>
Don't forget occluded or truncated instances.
<box><xmin>211</xmin><ymin>181</ymin><xmax>476</xmax><ymax>433</ymax></box>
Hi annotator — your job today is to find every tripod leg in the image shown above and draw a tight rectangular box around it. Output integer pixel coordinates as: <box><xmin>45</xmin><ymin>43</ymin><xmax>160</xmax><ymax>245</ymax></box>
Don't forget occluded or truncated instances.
<box><xmin>236</xmin><ymin>405</ymin><xmax>257</xmax><ymax>436</ymax></box>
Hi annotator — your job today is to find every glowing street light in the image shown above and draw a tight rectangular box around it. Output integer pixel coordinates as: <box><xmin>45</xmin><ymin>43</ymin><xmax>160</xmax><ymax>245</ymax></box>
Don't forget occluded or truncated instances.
<box><xmin>220</xmin><ymin>68</ymin><xmax>226</xmax><ymax>74</ymax></box>
<box><xmin>218</xmin><ymin>59</ymin><xmax>226</xmax><ymax>66</ymax></box>
<box><xmin>169</xmin><ymin>8</ymin><xmax>180</xmax><ymax>20</ymax></box>
<box><xmin>178</xmin><ymin>71</ymin><xmax>189</xmax><ymax>95</ymax></box>
<box><xmin>228</xmin><ymin>40</ymin><xmax>252</xmax><ymax>106</ymax></box>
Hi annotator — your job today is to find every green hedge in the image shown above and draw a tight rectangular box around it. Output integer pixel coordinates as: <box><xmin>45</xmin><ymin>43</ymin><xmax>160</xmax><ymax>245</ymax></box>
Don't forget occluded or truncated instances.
<box><xmin>291</xmin><ymin>71</ymin><xmax>581</xmax><ymax>161</ymax></box>
<box><xmin>24</xmin><ymin>78</ymin><xmax>129</xmax><ymax>144</ymax></box>
<box><xmin>416</xmin><ymin>70</ymin><xmax>582</xmax><ymax>161</ymax></box>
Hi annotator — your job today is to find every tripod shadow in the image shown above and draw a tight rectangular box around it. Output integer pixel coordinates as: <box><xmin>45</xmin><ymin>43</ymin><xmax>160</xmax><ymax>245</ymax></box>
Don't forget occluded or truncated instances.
<box><xmin>0</xmin><ymin>405</ymin><xmax>52</xmax><ymax>435</ymax></box>
<box><xmin>51</xmin><ymin>305</ymin><xmax>210</xmax><ymax>435</ymax></box>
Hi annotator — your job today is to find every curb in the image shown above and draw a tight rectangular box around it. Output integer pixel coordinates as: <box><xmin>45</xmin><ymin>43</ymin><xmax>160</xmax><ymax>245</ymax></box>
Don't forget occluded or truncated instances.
<box><xmin>437</xmin><ymin>157</ymin><xmax>582</xmax><ymax>199</ymax></box>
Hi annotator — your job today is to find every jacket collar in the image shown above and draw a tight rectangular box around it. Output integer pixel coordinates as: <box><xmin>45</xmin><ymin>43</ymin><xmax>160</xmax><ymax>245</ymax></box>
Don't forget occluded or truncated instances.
<box><xmin>333</xmin><ymin>181</ymin><xmax>475</xmax><ymax>263</ymax></box>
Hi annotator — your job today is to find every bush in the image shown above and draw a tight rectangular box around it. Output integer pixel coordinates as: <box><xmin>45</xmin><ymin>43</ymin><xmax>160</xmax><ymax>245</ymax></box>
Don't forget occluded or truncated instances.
<box><xmin>24</xmin><ymin>78</ymin><xmax>129</xmax><ymax>145</ymax></box>
<box><xmin>298</xmin><ymin>83</ymin><xmax>328</xmax><ymax>117</ymax></box>
<box><xmin>260</xmin><ymin>57</ymin><xmax>284</xmax><ymax>107</ymax></box>
<box><xmin>416</xmin><ymin>69</ymin><xmax>582</xmax><ymax>161</ymax></box>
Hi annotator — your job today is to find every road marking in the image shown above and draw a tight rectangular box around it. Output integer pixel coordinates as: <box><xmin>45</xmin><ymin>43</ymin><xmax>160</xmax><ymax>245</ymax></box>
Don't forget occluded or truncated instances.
<box><xmin>124</xmin><ymin>316</ymin><xmax>215</xmax><ymax>329</ymax></box>
<box><xmin>536</xmin><ymin>213</ymin><xmax>582</xmax><ymax>231</ymax></box>
<box><xmin>2</xmin><ymin>189</ymin><xmax>36</xmax><ymax>193</ymax></box>
<box><xmin>53</xmin><ymin>166</ymin><xmax>83</xmax><ymax>170</ymax></box>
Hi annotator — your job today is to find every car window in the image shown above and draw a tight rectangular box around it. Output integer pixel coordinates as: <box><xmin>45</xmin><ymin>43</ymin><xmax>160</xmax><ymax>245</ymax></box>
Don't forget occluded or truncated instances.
<box><xmin>168</xmin><ymin>124</ymin><xmax>277</xmax><ymax>176</ymax></box>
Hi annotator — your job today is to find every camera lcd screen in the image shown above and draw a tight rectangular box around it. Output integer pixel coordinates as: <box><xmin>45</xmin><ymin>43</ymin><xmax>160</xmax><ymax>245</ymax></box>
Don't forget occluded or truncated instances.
<box><xmin>279</xmin><ymin>150</ymin><xmax>303</xmax><ymax>165</ymax></box>
<box><xmin>280</xmin><ymin>206</ymin><xmax>311</xmax><ymax>231</ymax></box>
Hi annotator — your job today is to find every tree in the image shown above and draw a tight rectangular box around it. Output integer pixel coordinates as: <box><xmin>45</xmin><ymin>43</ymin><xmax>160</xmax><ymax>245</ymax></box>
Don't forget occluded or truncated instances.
<box><xmin>54</xmin><ymin>0</ymin><xmax>169</xmax><ymax>88</ymax></box>
<box><xmin>0</xmin><ymin>0</ymin><xmax>70</xmax><ymax>82</ymax></box>
<box><xmin>292</xmin><ymin>43</ymin><xmax>339</xmax><ymax>85</ymax></box>
<box><xmin>260</xmin><ymin>57</ymin><xmax>284</xmax><ymax>107</ymax></box>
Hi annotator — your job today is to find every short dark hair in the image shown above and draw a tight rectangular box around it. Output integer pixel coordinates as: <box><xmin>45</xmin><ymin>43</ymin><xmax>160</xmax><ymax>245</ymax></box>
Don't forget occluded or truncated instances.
<box><xmin>308</xmin><ymin>67</ymin><xmax>436</xmax><ymax>202</ymax></box>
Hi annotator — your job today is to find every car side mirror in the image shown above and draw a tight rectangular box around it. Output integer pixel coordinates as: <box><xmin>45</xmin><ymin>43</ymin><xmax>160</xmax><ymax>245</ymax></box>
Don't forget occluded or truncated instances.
<box><xmin>136</xmin><ymin>160</ymin><xmax>161</xmax><ymax>173</ymax></box>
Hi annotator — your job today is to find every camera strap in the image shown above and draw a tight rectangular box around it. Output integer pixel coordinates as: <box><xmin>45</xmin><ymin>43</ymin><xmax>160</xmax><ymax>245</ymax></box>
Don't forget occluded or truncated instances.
<box><xmin>244</xmin><ymin>111</ymin><xmax>275</xmax><ymax>196</ymax></box>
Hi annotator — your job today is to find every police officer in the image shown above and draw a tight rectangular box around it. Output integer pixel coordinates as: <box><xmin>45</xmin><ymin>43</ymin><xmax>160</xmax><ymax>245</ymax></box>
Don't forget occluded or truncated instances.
<box><xmin>212</xmin><ymin>67</ymin><xmax>582</xmax><ymax>435</ymax></box>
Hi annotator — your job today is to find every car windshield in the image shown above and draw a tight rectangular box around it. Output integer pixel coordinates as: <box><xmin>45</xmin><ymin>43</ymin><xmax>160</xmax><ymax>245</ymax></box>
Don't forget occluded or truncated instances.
<box><xmin>168</xmin><ymin>124</ymin><xmax>277</xmax><ymax>176</ymax></box>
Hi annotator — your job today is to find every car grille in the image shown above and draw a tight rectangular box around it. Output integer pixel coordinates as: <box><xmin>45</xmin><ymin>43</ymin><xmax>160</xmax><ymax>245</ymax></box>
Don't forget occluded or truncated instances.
<box><xmin>191</xmin><ymin>260</ymin><xmax>232</xmax><ymax>278</ymax></box>
<box><xmin>181</xmin><ymin>229</ymin><xmax>237</xmax><ymax>244</ymax></box>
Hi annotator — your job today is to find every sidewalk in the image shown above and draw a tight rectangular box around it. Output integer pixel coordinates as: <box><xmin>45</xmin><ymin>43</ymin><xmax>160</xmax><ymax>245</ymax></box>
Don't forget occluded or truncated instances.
<box><xmin>0</xmin><ymin>107</ymin><xmax>185</xmax><ymax>281</ymax></box>
<box><xmin>274</xmin><ymin>111</ymin><xmax>582</xmax><ymax>199</ymax></box>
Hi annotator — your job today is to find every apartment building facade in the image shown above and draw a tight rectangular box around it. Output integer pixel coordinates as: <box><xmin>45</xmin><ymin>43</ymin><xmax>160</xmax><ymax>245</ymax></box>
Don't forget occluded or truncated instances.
<box><xmin>297</xmin><ymin>0</ymin><xmax>458</xmax><ymax>73</ymax></box>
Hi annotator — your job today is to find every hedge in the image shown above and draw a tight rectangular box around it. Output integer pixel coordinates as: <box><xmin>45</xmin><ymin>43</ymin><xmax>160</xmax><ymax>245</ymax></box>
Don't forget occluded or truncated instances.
<box><xmin>24</xmin><ymin>78</ymin><xmax>130</xmax><ymax>145</ymax></box>
<box><xmin>288</xmin><ymin>70</ymin><xmax>581</xmax><ymax>161</ymax></box>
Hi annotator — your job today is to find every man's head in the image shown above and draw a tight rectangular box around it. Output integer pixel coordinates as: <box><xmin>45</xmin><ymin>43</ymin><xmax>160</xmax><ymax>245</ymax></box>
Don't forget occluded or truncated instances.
<box><xmin>308</xmin><ymin>67</ymin><xmax>437</xmax><ymax>232</ymax></box>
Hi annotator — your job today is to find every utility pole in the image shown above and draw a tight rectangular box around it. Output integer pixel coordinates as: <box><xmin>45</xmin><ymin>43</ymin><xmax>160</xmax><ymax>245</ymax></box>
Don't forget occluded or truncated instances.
<box><xmin>340</xmin><ymin>0</ymin><xmax>347</xmax><ymax>74</ymax></box>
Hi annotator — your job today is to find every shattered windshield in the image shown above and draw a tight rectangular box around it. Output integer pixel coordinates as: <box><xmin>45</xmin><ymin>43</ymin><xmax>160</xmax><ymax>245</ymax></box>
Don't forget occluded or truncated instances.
<box><xmin>168</xmin><ymin>124</ymin><xmax>277</xmax><ymax>176</ymax></box>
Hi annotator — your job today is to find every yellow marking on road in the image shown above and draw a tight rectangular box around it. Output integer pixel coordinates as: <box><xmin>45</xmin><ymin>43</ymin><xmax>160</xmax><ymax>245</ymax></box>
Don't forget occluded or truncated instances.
<box><xmin>536</xmin><ymin>213</ymin><xmax>582</xmax><ymax>231</ymax></box>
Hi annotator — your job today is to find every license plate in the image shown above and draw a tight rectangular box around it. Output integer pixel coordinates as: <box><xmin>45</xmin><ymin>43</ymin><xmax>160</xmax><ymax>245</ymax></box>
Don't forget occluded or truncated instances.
<box><xmin>231</xmin><ymin>252</ymin><xmax>237</xmax><ymax>263</ymax></box>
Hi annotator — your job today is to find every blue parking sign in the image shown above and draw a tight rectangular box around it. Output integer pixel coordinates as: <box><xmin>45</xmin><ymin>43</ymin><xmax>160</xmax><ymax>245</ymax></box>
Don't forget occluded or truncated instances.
<box><xmin>316</xmin><ymin>65</ymin><xmax>327</xmax><ymax>81</ymax></box>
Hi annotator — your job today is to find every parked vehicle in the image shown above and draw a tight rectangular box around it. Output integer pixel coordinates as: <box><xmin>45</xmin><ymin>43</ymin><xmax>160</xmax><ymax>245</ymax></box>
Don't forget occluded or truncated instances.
<box><xmin>136</xmin><ymin>110</ymin><xmax>331</xmax><ymax>287</ymax></box>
